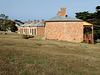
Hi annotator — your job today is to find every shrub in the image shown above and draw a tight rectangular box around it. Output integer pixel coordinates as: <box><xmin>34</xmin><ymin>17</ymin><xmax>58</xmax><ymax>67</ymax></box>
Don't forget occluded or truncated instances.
<box><xmin>22</xmin><ymin>35</ymin><xmax>29</xmax><ymax>39</ymax></box>
<box><xmin>94</xmin><ymin>30</ymin><xmax>100</xmax><ymax>40</ymax></box>
<box><xmin>28</xmin><ymin>35</ymin><xmax>34</xmax><ymax>38</ymax></box>
<box><xmin>81</xmin><ymin>40</ymin><xmax>87</xmax><ymax>43</ymax></box>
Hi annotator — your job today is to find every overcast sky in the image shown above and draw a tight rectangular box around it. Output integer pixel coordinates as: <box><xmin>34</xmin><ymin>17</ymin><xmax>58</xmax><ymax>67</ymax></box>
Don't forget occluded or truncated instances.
<box><xmin>0</xmin><ymin>0</ymin><xmax>100</xmax><ymax>22</ymax></box>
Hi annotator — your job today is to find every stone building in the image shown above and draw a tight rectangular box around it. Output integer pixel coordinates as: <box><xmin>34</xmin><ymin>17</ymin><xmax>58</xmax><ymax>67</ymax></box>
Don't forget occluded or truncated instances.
<box><xmin>45</xmin><ymin>8</ymin><xmax>94</xmax><ymax>44</ymax></box>
<box><xmin>18</xmin><ymin>19</ymin><xmax>44</xmax><ymax>36</ymax></box>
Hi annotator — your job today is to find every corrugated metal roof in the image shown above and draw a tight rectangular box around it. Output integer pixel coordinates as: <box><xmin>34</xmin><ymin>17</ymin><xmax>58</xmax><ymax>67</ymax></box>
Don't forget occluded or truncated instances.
<box><xmin>46</xmin><ymin>15</ymin><xmax>83</xmax><ymax>22</ymax></box>
<box><xmin>20</xmin><ymin>22</ymin><xmax>44</xmax><ymax>27</ymax></box>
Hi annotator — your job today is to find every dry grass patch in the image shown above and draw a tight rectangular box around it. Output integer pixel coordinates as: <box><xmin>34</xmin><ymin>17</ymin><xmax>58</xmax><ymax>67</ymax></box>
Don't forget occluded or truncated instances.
<box><xmin>0</xmin><ymin>31</ymin><xmax>100</xmax><ymax>75</ymax></box>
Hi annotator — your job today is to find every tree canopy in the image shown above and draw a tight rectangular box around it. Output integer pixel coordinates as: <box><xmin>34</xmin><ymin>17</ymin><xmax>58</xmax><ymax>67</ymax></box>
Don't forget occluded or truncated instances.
<box><xmin>75</xmin><ymin>6</ymin><xmax>100</xmax><ymax>40</ymax></box>
<box><xmin>0</xmin><ymin>14</ymin><xmax>8</xmax><ymax>20</ymax></box>
<box><xmin>1</xmin><ymin>20</ymin><xmax>18</xmax><ymax>32</ymax></box>
<box><xmin>96</xmin><ymin>6</ymin><xmax>100</xmax><ymax>11</ymax></box>
<box><xmin>75</xmin><ymin>6</ymin><xmax>100</xmax><ymax>30</ymax></box>
<box><xmin>14</xmin><ymin>19</ymin><xmax>24</xmax><ymax>24</ymax></box>
<box><xmin>0</xmin><ymin>14</ymin><xmax>18</xmax><ymax>32</ymax></box>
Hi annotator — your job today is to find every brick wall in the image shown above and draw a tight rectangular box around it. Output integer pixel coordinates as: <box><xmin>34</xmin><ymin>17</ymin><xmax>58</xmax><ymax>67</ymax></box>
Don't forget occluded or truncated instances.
<box><xmin>37</xmin><ymin>27</ymin><xmax>45</xmax><ymax>36</ymax></box>
<box><xmin>45</xmin><ymin>22</ymin><xmax>84</xmax><ymax>42</ymax></box>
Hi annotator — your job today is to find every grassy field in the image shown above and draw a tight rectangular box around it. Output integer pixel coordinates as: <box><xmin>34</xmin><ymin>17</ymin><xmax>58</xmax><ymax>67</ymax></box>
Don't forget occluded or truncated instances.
<box><xmin>0</xmin><ymin>31</ymin><xmax>100</xmax><ymax>75</ymax></box>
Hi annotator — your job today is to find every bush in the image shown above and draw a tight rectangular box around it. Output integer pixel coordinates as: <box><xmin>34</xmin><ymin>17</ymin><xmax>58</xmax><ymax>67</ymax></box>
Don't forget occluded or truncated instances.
<box><xmin>28</xmin><ymin>35</ymin><xmax>34</xmax><ymax>38</ymax></box>
<box><xmin>94</xmin><ymin>30</ymin><xmax>100</xmax><ymax>40</ymax></box>
<box><xmin>81</xmin><ymin>40</ymin><xmax>87</xmax><ymax>43</ymax></box>
<box><xmin>22</xmin><ymin>35</ymin><xmax>29</xmax><ymax>39</ymax></box>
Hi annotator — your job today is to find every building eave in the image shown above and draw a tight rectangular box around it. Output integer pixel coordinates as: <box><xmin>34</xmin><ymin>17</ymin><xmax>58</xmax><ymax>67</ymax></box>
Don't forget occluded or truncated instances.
<box><xmin>45</xmin><ymin>21</ymin><xmax>84</xmax><ymax>22</ymax></box>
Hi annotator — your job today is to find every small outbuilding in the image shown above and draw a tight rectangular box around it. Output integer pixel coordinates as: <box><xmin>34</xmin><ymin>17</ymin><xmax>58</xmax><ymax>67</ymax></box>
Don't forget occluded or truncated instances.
<box><xmin>45</xmin><ymin>8</ymin><xmax>94</xmax><ymax>44</ymax></box>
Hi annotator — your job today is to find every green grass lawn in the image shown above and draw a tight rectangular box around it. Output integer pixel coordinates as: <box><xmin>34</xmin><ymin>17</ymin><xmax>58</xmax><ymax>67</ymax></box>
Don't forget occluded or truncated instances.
<box><xmin>0</xmin><ymin>31</ymin><xmax>100</xmax><ymax>75</ymax></box>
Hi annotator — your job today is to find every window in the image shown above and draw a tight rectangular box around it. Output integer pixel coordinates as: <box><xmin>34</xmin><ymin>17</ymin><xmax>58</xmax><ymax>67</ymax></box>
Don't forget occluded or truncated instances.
<box><xmin>34</xmin><ymin>29</ymin><xmax>36</xmax><ymax>35</ymax></box>
<box><xmin>30</xmin><ymin>29</ymin><xmax>31</xmax><ymax>33</ymax></box>
<box><xmin>22</xmin><ymin>29</ymin><xmax>23</xmax><ymax>33</ymax></box>
<box><xmin>27</xmin><ymin>28</ymin><xmax>29</xmax><ymax>34</ymax></box>
<box><xmin>26</xmin><ymin>29</ymin><xmax>27</xmax><ymax>34</ymax></box>
<box><xmin>32</xmin><ymin>29</ymin><xmax>33</xmax><ymax>35</ymax></box>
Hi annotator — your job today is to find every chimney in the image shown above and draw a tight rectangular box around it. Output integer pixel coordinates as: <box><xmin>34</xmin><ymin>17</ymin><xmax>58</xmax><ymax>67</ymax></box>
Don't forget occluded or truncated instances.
<box><xmin>34</xmin><ymin>20</ymin><xmax>36</xmax><ymax>24</ymax></box>
<box><xmin>41</xmin><ymin>19</ymin><xmax>44</xmax><ymax>24</ymax></box>
<box><xmin>57</xmin><ymin>11</ymin><xmax>61</xmax><ymax>16</ymax></box>
<box><xmin>31</xmin><ymin>21</ymin><xmax>33</xmax><ymax>23</ymax></box>
<box><xmin>28</xmin><ymin>20</ymin><xmax>30</xmax><ymax>24</ymax></box>
<box><xmin>37</xmin><ymin>20</ymin><xmax>40</xmax><ymax>23</ymax></box>
<box><xmin>61</xmin><ymin>8</ymin><xmax>66</xmax><ymax>17</ymax></box>
<box><xmin>13</xmin><ymin>20</ymin><xmax>15</xmax><ymax>22</ymax></box>
<box><xmin>24</xmin><ymin>21</ymin><xmax>27</xmax><ymax>24</ymax></box>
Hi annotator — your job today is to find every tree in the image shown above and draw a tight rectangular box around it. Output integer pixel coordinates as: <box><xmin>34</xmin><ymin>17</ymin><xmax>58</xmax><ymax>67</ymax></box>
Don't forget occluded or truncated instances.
<box><xmin>96</xmin><ymin>6</ymin><xmax>100</xmax><ymax>11</ymax></box>
<box><xmin>76</xmin><ymin>12</ymin><xmax>95</xmax><ymax>21</ymax></box>
<box><xmin>0</xmin><ymin>14</ymin><xmax>5</xmax><ymax>19</ymax></box>
<box><xmin>75</xmin><ymin>11</ymin><xmax>89</xmax><ymax>21</ymax></box>
<box><xmin>0</xmin><ymin>14</ymin><xmax>9</xmax><ymax>30</ymax></box>
<box><xmin>75</xmin><ymin>6</ymin><xmax>100</xmax><ymax>27</ymax></box>
<box><xmin>0</xmin><ymin>14</ymin><xmax>8</xmax><ymax>20</ymax></box>
<box><xmin>9</xmin><ymin>21</ymin><xmax>18</xmax><ymax>32</ymax></box>
<box><xmin>14</xmin><ymin>19</ymin><xmax>24</xmax><ymax>24</ymax></box>
<box><xmin>96</xmin><ymin>6</ymin><xmax>100</xmax><ymax>25</ymax></box>
<box><xmin>1</xmin><ymin>20</ymin><xmax>18</xmax><ymax>32</ymax></box>
<box><xmin>0</xmin><ymin>14</ymin><xmax>18</xmax><ymax>32</ymax></box>
<box><xmin>75</xmin><ymin>6</ymin><xmax>100</xmax><ymax>40</ymax></box>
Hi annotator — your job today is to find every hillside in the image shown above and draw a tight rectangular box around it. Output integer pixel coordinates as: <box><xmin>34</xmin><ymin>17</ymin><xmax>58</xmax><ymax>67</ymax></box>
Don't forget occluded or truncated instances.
<box><xmin>0</xmin><ymin>31</ymin><xmax>100</xmax><ymax>75</ymax></box>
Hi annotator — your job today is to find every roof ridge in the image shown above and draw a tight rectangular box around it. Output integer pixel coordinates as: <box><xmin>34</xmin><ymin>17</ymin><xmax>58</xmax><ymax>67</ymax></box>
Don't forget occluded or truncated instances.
<box><xmin>20</xmin><ymin>22</ymin><xmax>44</xmax><ymax>27</ymax></box>
<box><xmin>46</xmin><ymin>15</ymin><xmax>82</xmax><ymax>21</ymax></box>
